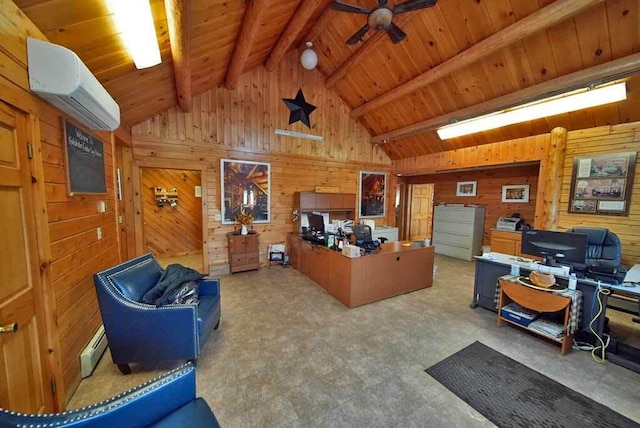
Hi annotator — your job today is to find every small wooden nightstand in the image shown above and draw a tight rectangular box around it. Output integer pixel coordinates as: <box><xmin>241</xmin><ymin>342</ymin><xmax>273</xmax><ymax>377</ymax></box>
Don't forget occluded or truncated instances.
<box><xmin>227</xmin><ymin>232</ymin><xmax>259</xmax><ymax>273</ymax></box>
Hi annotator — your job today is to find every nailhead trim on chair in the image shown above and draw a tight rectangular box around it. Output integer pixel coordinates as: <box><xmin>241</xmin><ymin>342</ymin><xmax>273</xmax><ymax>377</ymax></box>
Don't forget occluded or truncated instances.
<box><xmin>2</xmin><ymin>364</ymin><xmax>194</xmax><ymax>427</ymax></box>
<box><xmin>95</xmin><ymin>254</ymin><xmax>200</xmax><ymax>355</ymax></box>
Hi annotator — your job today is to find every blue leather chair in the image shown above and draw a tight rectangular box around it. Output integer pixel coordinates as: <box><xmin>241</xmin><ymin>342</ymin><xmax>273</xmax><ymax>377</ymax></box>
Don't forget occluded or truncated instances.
<box><xmin>93</xmin><ymin>254</ymin><xmax>221</xmax><ymax>374</ymax></box>
<box><xmin>0</xmin><ymin>363</ymin><xmax>219</xmax><ymax>427</ymax></box>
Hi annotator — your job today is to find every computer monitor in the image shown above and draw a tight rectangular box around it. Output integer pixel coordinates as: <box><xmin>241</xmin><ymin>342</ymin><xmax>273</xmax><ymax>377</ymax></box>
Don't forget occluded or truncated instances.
<box><xmin>308</xmin><ymin>213</ymin><xmax>325</xmax><ymax>236</ymax></box>
<box><xmin>521</xmin><ymin>229</ymin><xmax>588</xmax><ymax>267</ymax></box>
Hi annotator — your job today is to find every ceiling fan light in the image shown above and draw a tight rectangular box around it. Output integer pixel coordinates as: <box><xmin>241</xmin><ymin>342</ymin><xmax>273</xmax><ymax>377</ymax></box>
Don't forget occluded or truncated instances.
<box><xmin>301</xmin><ymin>41</ymin><xmax>318</xmax><ymax>70</ymax></box>
<box><xmin>368</xmin><ymin>8</ymin><xmax>393</xmax><ymax>30</ymax></box>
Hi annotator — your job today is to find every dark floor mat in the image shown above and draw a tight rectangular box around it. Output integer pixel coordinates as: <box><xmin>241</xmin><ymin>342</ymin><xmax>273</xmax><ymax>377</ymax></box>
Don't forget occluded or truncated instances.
<box><xmin>425</xmin><ymin>341</ymin><xmax>639</xmax><ymax>428</ymax></box>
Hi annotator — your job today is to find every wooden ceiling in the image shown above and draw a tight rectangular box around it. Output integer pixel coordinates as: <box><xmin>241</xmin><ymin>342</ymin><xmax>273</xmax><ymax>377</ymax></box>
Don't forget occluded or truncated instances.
<box><xmin>14</xmin><ymin>0</ymin><xmax>640</xmax><ymax>160</ymax></box>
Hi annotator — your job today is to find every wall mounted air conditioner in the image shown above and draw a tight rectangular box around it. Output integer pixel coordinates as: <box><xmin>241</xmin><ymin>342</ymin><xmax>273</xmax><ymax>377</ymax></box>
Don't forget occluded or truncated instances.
<box><xmin>27</xmin><ymin>37</ymin><xmax>120</xmax><ymax>131</ymax></box>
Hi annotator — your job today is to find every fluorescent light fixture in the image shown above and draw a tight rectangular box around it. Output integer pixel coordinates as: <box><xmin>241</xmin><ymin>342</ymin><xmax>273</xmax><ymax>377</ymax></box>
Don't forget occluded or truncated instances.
<box><xmin>437</xmin><ymin>82</ymin><xmax>627</xmax><ymax>140</ymax></box>
<box><xmin>108</xmin><ymin>0</ymin><xmax>161</xmax><ymax>69</ymax></box>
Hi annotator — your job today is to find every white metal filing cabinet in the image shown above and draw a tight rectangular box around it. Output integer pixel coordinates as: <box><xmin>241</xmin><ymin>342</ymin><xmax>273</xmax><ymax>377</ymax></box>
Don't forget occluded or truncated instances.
<box><xmin>372</xmin><ymin>226</ymin><xmax>399</xmax><ymax>242</ymax></box>
<box><xmin>432</xmin><ymin>205</ymin><xmax>485</xmax><ymax>261</ymax></box>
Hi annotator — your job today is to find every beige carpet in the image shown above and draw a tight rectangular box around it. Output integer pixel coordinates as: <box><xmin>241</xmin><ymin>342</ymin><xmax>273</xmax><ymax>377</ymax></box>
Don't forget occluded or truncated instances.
<box><xmin>69</xmin><ymin>255</ymin><xmax>640</xmax><ymax>427</ymax></box>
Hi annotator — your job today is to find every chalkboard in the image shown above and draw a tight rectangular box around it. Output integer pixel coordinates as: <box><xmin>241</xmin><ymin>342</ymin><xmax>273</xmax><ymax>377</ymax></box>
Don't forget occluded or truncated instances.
<box><xmin>63</xmin><ymin>119</ymin><xmax>106</xmax><ymax>194</ymax></box>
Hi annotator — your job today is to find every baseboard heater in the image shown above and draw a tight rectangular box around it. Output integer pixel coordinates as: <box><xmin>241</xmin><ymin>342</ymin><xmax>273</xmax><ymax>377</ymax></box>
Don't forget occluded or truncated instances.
<box><xmin>80</xmin><ymin>325</ymin><xmax>108</xmax><ymax>378</ymax></box>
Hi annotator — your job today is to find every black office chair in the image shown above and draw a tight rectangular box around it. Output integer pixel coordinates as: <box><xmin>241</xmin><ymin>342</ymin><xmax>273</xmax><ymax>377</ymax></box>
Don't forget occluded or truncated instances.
<box><xmin>570</xmin><ymin>227</ymin><xmax>622</xmax><ymax>269</ymax></box>
<box><xmin>352</xmin><ymin>224</ymin><xmax>383</xmax><ymax>253</ymax></box>
<box><xmin>570</xmin><ymin>227</ymin><xmax>627</xmax><ymax>286</ymax></box>
<box><xmin>353</xmin><ymin>224</ymin><xmax>373</xmax><ymax>242</ymax></box>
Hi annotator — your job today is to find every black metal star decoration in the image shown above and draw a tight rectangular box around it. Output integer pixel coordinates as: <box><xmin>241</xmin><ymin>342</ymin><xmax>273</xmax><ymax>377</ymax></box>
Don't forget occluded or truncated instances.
<box><xmin>282</xmin><ymin>89</ymin><xmax>316</xmax><ymax>128</ymax></box>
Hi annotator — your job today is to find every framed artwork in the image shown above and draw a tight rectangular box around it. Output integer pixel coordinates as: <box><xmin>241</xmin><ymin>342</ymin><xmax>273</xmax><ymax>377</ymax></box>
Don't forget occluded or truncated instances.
<box><xmin>502</xmin><ymin>184</ymin><xmax>530</xmax><ymax>203</ymax></box>
<box><xmin>456</xmin><ymin>181</ymin><xmax>477</xmax><ymax>197</ymax></box>
<box><xmin>220</xmin><ymin>159</ymin><xmax>271</xmax><ymax>224</ymax></box>
<box><xmin>359</xmin><ymin>171</ymin><xmax>386</xmax><ymax>218</ymax></box>
<box><xmin>568</xmin><ymin>152</ymin><xmax>636</xmax><ymax>216</ymax></box>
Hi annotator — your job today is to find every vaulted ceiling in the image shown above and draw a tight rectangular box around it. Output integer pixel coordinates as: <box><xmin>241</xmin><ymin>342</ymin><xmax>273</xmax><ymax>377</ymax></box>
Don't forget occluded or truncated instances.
<box><xmin>14</xmin><ymin>0</ymin><xmax>640</xmax><ymax>160</ymax></box>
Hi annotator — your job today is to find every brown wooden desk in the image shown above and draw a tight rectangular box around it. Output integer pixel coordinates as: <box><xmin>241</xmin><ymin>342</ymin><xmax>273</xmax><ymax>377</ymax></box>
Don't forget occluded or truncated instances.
<box><xmin>289</xmin><ymin>235</ymin><xmax>434</xmax><ymax>308</ymax></box>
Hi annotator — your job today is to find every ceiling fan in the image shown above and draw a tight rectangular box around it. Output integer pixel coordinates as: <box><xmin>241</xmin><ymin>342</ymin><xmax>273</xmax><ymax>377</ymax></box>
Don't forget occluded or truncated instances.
<box><xmin>331</xmin><ymin>0</ymin><xmax>437</xmax><ymax>45</ymax></box>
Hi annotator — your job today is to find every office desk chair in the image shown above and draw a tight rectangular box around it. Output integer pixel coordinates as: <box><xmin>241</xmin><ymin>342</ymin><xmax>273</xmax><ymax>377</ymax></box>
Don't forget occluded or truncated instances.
<box><xmin>353</xmin><ymin>224</ymin><xmax>373</xmax><ymax>242</ymax></box>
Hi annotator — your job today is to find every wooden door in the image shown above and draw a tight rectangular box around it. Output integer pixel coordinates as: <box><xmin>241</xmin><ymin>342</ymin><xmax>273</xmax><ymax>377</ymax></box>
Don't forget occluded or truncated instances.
<box><xmin>0</xmin><ymin>102</ymin><xmax>53</xmax><ymax>412</ymax></box>
<box><xmin>409</xmin><ymin>184</ymin><xmax>434</xmax><ymax>241</ymax></box>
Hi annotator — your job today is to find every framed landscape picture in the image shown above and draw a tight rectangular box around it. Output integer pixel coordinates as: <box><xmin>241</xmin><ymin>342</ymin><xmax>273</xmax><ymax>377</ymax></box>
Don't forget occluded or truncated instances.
<box><xmin>359</xmin><ymin>171</ymin><xmax>386</xmax><ymax>218</ymax></box>
<box><xmin>568</xmin><ymin>152</ymin><xmax>636</xmax><ymax>216</ymax></box>
<box><xmin>502</xmin><ymin>184</ymin><xmax>530</xmax><ymax>203</ymax></box>
<box><xmin>456</xmin><ymin>181</ymin><xmax>477</xmax><ymax>197</ymax></box>
<box><xmin>221</xmin><ymin>159</ymin><xmax>271</xmax><ymax>224</ymax></box>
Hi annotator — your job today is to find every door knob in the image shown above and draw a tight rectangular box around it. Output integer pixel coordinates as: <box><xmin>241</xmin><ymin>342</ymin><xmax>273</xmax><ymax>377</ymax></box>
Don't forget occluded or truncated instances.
<box><xmin>0</xmin><ymin>323</ymin><xmax>17</xmax><ymax>334</ymax></box>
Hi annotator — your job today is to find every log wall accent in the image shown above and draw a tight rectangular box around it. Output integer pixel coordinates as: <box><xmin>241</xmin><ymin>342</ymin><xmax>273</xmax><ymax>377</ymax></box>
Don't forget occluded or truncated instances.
<box><xmin>403</xmin><ymin>164</ymin><xmax>540</xmax><ymax>245</ymax></box>
<box><xmin>141</xmin><ymin>168</ymin><xmax>203</xmax><ymax>257</ymax></box>
<box><xmin>558</xmin><ymin>122</ymin><xmax>640</xmax><ymax>266</ymax></box>
<box><xmin>130</xmin><ymin>53</ymin><xmax>392</xmax><ymax>273</ymax></box>
<box><xmin>0</xmin><ymin>1</ymin><xmax>119</xmax><ymax>405</ymax></box>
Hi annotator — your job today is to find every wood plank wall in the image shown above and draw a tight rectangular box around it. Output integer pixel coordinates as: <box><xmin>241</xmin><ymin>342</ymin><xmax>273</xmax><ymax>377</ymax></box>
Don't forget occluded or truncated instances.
<box><xmin>141</xmin><ymin>168</ymin><xmax>203</xmax><ymax>257</ymax></box>
<box><xmin>0</xmin><ymin>1</ymin><xmax>119</xmax><ymax>404</ymax></box>
<box><xmin>558</xmin><ymin>123</ymin><xmax>640</xmax><ymax>266</ymax></box>
<box><xmin>131</xmin><ymin>52</ymin><xmax>392</xmax><ymax>274</ymax></box>
<box><xmin>403</xmin><ymin>164</ymin><xmax>540</xmax><ymax>245</ymax></box>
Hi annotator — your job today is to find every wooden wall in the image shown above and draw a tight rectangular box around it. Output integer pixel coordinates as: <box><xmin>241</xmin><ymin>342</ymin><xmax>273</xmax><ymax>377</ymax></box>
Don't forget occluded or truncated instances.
<box><xmin>141</xmin><ymin>168</ymin><xmax>202</xmax><ymax>257</ymax></box>
<box><xmin>558</xmin><ymin>123</ymin><xmax>640</xmax><ymax>266</ymax></box>
<box><xmin>404</xmin><ymin>164</ymin><xmax>540</xmax><ymax>245</ymax></box>
<box><xmin>130</xmin><ymin>52</ymin><xmax>392</xmax><ymax>274</ymax></box>
<box><xmin>0</xmin><ymin>1</ymin><xmax>119</xmax><ymax>405</ymax></box>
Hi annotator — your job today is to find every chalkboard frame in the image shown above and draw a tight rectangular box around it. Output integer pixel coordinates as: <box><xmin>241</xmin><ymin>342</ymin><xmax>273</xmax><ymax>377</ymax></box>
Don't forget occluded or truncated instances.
<box><xmin>62</xmin><ymin>118</ymin><xmax>107</xmax><ymax>195</ymax></box>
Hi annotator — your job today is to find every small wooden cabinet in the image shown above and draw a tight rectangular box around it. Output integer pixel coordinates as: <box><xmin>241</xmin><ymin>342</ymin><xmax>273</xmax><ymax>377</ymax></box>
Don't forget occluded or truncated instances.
<box><xmin>491</xmin><ymin>229</ymin><xmax>522</xmax><ymax>255</ymax></box>
<box><xmin>227</xmin><ymin>232</ymin><xmax>259</xmax><ymax>273</ymax></box>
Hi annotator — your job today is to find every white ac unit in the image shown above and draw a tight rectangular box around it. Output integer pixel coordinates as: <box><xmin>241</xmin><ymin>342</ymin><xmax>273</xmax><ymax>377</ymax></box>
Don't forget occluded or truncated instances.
<box><xmin>27</xmin><ymin>37</ymin><xmax>120</xmax><ymax>131</ymax></box>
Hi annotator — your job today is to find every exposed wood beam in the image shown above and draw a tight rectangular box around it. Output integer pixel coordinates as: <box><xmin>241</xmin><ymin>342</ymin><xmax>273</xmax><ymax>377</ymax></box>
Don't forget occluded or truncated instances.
<box><xmin>350</xmin><ymin>0</ymin><xmax>604</xmax><ymax>118</ymax></box>
<box><xmin>165</xmin><ymin>0</ymin><xmax>192</xmax><ymax>112</ymax></box>
<box><xmin>114</xmin><ymin>124</ymin><xmax>132</xmax><ymax>147</ymax></box>
<box><xmin>264</xmin><ymin>0</ymin><xmax>326</xmax><ymax>72</ymax></box>
<box><xmin>325</xmin><ymin>13</ymin><xmax>413</xmax><ymax>89</ymax></box>
<box><xmin>298</xmin><ymin>3</ymin><xmax>336</xmax><ymax>47</ymax></box>
<box><xmin>371</xmin><ymin>53</ymin><xmax>640</xmax><ymax>144</ymax></box>
<box><xmin>225</xmin><ymin>0</ymin><xmax>268</xmax><ymax>90</ymax></box>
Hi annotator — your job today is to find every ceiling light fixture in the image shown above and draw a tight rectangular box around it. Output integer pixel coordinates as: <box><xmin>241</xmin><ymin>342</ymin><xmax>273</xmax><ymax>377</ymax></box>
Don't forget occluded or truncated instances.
<box><xmin>108</xmin><ymin>0</ymin><xmax>161</xmax><ymax>69</ymax></box>
<box><xmin>436</xmin><ymin>82</ymin><xmax>627</xmax><ymax>140</ymax></box>
<box><xmin>300</xmin><ymin>42</ymin><xmax>318</xmax><ymax>70</ymax></box>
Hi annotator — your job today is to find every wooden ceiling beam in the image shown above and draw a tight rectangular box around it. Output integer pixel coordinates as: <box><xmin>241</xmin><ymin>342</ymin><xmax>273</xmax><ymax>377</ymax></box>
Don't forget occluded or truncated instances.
<box><xmin>325</xmin><ymin>13</ymin><xmax>413</xmax><ymax>89</ymax></box>
<box><xmin>165</xmin><ymin>0</ymin><xmax>192</xmax><ymax>112</ymax></box>
<box><xmin>350</xmin><ymin>0</ymin><xmax>605</xmax><ymax>118</ymax></box>
<box><xmin>264</xmin><ymin>0</ymin><xmax>326</xmax><ymax>72</ymax></box>
<box><xmin>371</xmin><ymin>53</ymin><xmax>640</xmax><ymax>144</ymax></box>
<box><xmin>225</xmin><ymin>0</ymin><xmax>268</xmax><ymax>90</ymax></box>
<box><xmin>298</xmin><ymin>3</ymin><xmax>336</xmax><ymax>47</ymax></box>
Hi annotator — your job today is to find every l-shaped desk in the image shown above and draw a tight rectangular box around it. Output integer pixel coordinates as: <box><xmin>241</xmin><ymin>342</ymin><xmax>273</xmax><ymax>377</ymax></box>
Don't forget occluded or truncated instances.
<box><xmin>289</xmin><ymin>235</ymin><xmax>434</xmax><ymax>308</ymax></box>
<box><xmin>472</xmin><ymin>252</ymin><xmax>640</xmax><ymax>338</ymax></box>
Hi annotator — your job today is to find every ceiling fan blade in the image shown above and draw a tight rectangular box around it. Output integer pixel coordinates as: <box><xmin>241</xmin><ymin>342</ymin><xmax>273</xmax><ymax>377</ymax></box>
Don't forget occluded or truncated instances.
<box><xmin>393</xmin><ymin>0</ymin><xmax>437</xmax><ymax>14</ymax></box>
<box><xmin>331</xmin><ymin>1</ymin><xmax>371</xmax><ymax>14</ymax></box>
<box><xmin>346</xmin><ymin>23</ymin><xmax>370</xmax><ymax>45</ymax></box>
<box><xmin>386</xmin><ymin>22</ymin><xmax>407</xmax><ymax>44</ymax></box>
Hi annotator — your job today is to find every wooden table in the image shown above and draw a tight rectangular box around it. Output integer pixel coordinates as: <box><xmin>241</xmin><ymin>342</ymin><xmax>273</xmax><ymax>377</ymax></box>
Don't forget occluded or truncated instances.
<box><xmin>289</xmin><ymin>235</ymin><xmax>434</xmax><ymax>308</ymax></box>
<box><xmin>498</xmin><ymin>279</ymin><xmax>573</xmax><ymax>355</ymax></box>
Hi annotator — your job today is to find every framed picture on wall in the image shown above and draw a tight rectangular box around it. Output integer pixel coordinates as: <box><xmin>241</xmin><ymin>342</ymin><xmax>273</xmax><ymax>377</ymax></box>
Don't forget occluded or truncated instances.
<box><xmin>456</xmin><ymin>181</ymin><xmax>477</xmax><ymax>197</ymax></box>
<box><xmin>502</xmin><ymin>184</ymin><xmax>530</xmax><ymax>203</ymax></box>
<box><xmin>359</xmin><ymin>171</ymin><xmax>386</xmax><ymax>218</ymax></box>
<box><xmin>220</xmin><ymin>159</ymin><xmax>271</xmax><ymax>225</ymax></box>
<box><xmin>568</xmin><ymin>151</ymin><xmax>636</xmax><ymax>216</ymax></box>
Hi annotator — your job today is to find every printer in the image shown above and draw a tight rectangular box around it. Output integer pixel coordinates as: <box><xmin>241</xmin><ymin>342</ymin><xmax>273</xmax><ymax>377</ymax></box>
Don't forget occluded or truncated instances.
<box><xmin>496</xmin><ymin>216</ymin><xmax>523</xmax><ymax>231</ymax></box>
